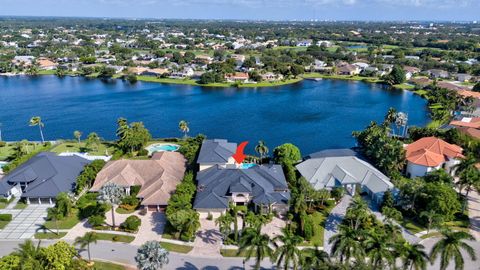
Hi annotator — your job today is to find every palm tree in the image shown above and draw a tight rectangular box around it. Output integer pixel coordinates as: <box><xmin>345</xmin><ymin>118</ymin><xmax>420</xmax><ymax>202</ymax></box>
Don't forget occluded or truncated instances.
<box><xmin>384</xmin><ymin>107</ymin><xmax>397</xmax><ymax>133</ymax></box>
<box><xmin>13</xmin><ymin>240</ymin><xmax>42</xmax><ymax>268</ymax></box>
<box><xmin>420</xmin><ymin>210</ymin><xmax>443</xmax><ymax>234</ymax></box>
<box><xmin>430</xmin><ymin>229</ymin><xmax>477</xmax><ymax>270</ymax></box>
<box><xmin>73</xmin><ymin>130</ymin><xmax>82</xmax><ymax>144</ymax></box>
<box><xmin>238</xmin><ymin>227</ymin><xmax>274</xmax><ymax>270</ymax></box>
<box><xmin>97</xmin><ymin>183</ymin><xmax>125</xmax><ymax>228</ymax></box>
<box><xmin>301</xmin><ymin>245</ymin><xmax>330</xmax><ymax>270</ymax></box>
<box><xmin>273</xmin><ymin>228</ymin><xmax>304</xmax><ymax>270</ymax></box>
<box><xmin>135</xmin><ymin>241</ymin><xmax>169</xmax><ymax>270</ymax></box>
<box><xmin>29</xmin><ymin>116</ymin><xmax>45</xmax><ymax>143</ymax></box>
<box><xmin>178</xmin><ymin>120</ymin><xmax>189</xmax><ymax>138</ymax></box>
<box><xmin>346</xmin><ymin>196</ymin><xmax>369</xmax><ymax>230</ymax></box>
<box><xmin>47</xmin><ymin>207</ymin><xmax>62</xmax><ymax>235</ymax></box>
<box><xmin>254</xmin><ymin>140</ymin><xmax>269</xmax><ymax>164</ymax></box>
<box><xmin>399</xmin><ymin>242</ymin><xmax>429</xmax><ymax>270</ymax></box>
<box><xmin>75</xmin><ymin>232</ymin><xmax>98</xmax><ymax>262</ymax></box>
<box><xmin>215</xmin><ymin>212</ymin><xmax>234</xmax><ymax>240</ymax></box>
<box><xmin>363</xmin><ymin>231</ymin><xmax>394</xmax><ymax>269</ymax></box>
<box><xmin>329</xmin><ymin>224</ymin><xmax>366</xmax><ymax>263</ymax></box>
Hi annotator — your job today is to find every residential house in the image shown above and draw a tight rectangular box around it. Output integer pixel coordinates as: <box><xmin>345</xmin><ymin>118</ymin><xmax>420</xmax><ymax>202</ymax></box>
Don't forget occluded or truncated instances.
<box><xmin>337</xmin><ymin>64</ymin><xmax>360</xmax><ymax>76</ymax></box>
<box><xmin>456</xmin><ymin>74</ymin><xmax>472</xmax><ymax>82</ymax></box>
<box><xmin>230</xmin><ymin>54</ymin><xmax>246</xmax><ymax>66</ymax></box>
<box><xmin>197</xmin><ymin>139</ymin><xmax>237</xmax><ymax>171</ymax></box>
<box><xmin>316</xmin><ymin>40</ymin><xmax>333</xmax><ymax>47</ymax></box>
<box><xmin>225</xmin><ymin>72</ymin><xmax>249</xmax><ymax>83</ymax></box>
<box><xmin>91</xmin><ymin>152</ymin><xmax>186</xmax><ymax>212</ymax></box>
<box><xmin>296</xmin><ymin>39</ymin><xmax>313</xmax><ymax>47</ymax></box>
<box><xmin>403</xmin><ymin>66</ymin><xmax>421</xmax><ymax>80</ymax></box>
<box><xmin>141</xmin><ymin>68</ymin><xmax>169</xmax><ymax>77</ymax></box>
<box><xmin>0</xmin><ymin>152</ymin><xmax>90</xmax><ymax>204</ymax></box>
<box><xmin>195</xmin><ymin>55</ymin><xmax>213</xmax><ymax>65</ymax></box>
<box><xmin>128</xmin><ymin>66</ymin><xmax>149</xmax><ymax>75</ymax></box>
<box><xmin>405</xmin><ymin>137</ymin><xmax>464</xmax><ymax>178</ymax></box>
<box><xmin>37</xmin><ymin>58</ymin><xmax>58</xmax><ymax>70</ymax></box>
<box><xmin>194</xmin><ymin>164</ymin><xmax>290</xmax><ymax>218</ymax></box>
<box><xmin>261</xmin><ymin>72</ymin><xmax>284</xmax><ymax>82</ymax></box>
<box><xmin>427</xmin><ymin>69</ymin><xmax>450</xmax><ymax>79</ymax></box>
<box><xmin>296</xmin><ymin>149</ymin><xmax>394</xmax><ymax>204</ymax></box>
<box><xmin>449</xmin><ymin>117</ymin><xmax>480</xmax><ymax>140</ymax></box>
<box><xmin>405</xmin><ymin>56</ymin><xmax>420</xmax><ymax>60</ymax></box>
<box><xmin>12</xmin><ymin>56</ymin><xmax>35</xmax><ymax>67</ymax></box>
<box><xmin>169</xmin><ymin>67</ymin><xmax>194</xmax><ymax>79</ymax></box>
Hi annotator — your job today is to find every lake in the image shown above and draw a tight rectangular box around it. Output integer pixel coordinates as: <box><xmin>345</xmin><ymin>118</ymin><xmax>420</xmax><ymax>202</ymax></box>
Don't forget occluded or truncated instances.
<box><xmin>0</xmin><ymin>76</ymin><xmax>429</xmax><ymax>155</ymax></box>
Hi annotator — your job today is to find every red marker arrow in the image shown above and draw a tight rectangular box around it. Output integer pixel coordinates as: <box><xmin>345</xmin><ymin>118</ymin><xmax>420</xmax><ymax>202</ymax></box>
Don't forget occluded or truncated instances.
<box><xmin>232</xmin><ymin>141</ymin><xmax>249</xmax><ymax>164</ymax></box>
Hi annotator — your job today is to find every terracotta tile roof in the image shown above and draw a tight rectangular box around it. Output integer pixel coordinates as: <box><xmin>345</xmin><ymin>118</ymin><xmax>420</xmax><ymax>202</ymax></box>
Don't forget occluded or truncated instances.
<box><xmin>450</xmin><ymin>117</ymin><xmax>480</xmax><ymax>129</ymax></box>
<box><xmin>458</xmin><ymin>90</ymin><xmax>480</xmax><ymax>100</ymax></box>
<box><xmin>405</xmin><ymin>137</ymin><xmax>464</xmax><ymax>167</ymax></box>
<box><xmin>225</xmin><ymin>72</ymin><xmax>249</xmax><ymax>80</ymax></box>
<box><xmin>457</xmin><ymin>127</ymin><xmax>480</xmax><ymax>140</ymax></box>
<box><xmin>91</xmin><ymin>152</ymin><xmax>186</xmax><ymax>206</ymax></box>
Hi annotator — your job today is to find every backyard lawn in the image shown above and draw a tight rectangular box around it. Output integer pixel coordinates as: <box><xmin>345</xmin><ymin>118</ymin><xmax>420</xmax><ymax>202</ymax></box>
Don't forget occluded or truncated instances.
<box><xmin>0</xmin><ymin>220</ymin><xmax>10</xmax><ymax>229</ymax></box>
<box><xmin>0</xmin><ymin>142</ymin><xmax>44</xmax><ymax>161</ymax></box>
<box><xmin>50</xmin><ymin>142</ymin><xmax>116</xmax><ymax>156</ymax></box>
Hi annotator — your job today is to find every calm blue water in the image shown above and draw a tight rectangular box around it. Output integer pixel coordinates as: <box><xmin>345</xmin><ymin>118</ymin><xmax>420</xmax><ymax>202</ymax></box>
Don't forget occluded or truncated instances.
<box><xmin>0</xmin><ymin>76</ymin><xmax>429</xmax><ymax>155</ymax></box>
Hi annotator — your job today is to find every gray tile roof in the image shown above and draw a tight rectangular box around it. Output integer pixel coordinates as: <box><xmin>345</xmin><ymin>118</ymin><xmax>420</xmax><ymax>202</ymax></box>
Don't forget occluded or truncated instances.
<box><xmin>296</xmin><ymin>149</ymin><xmax>393</xmax><ymax>197</ymax></box>
<box><xmin>194</xmin><ymin>164</ymin><xmax>290</xmax><ymax>210</ymax></box>
<box><xmin>1</xmin><ymin>152</ymin><xmax>89</xmax><ymax>198</ymax></box>
<box><xmin>197</xmin><ymin>139</ymin><xmax>236</xmax><ymax>164</ymax></box>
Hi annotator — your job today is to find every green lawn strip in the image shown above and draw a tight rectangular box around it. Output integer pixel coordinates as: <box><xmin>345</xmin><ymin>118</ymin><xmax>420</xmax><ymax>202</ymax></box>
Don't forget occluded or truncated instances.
<box><xmin>400</xmin><ymin>218</ymin><xmax>426</xmax><ymax>235</ymax></box>
<box><xmin>44</xmin><ymin>209</ymin><xmax>80</xmax><ymax>229</ymax></box>
<box><xmin>300</xmin><ymin>203</ymin><xmax>336</xmax><ymax>247</ymax></box>
<box><xmin>50</xmin><ymin>142</ymin><xmax>116</xmax><ymax>156</ymax></box>
<box><xmin>392</xmin><ymin>83</ymin><xmax>415</xmax><ymax>90</ymax></box>
<box><xmin>413</xmin><ymin>89</ymin><xmax>428</xmax><ymax>97</ymax></box>
<box><xmin>220</xmin><ymin>248</ymin><xmax>247</xmax><ymax>257</ymax></box>
<box><xmin>34</xmin><ymin>232</ymin><xmax>67</xmax><ymax>239</ymax></box>
<box><xmin>302</xmin><ymin>73</ymin><xmax>382</xmax><ymax>83</ymax></box>
<box><xmin>37</xmin><ymin>70</ymin><xmax>56</xmax><ymax>75</ymax></box>
<box><xmin>92</xmin><ymin>260</ymin><xmax>126</xmax><ymax>270</ymax></box>
<box><xmin>95</xmin><ymin>232</ymin><xmax>135</xmax><ymax>243</ymax></box>
<box><xmin>115</xmin><ymin>207</ymin><xmax>136</xmax><ymax>214</ymax></box>
<box><xmin>159</xmin><ymin>241</ymin><xmax>193</xmax><ymax>253</ymax></box>
<box><xmin>426</xmin><ymin>120</ymin><xmax>444</xmax><ymax>129</ymax></box>
<box><xmin>0</xmin><ymin>220</ymin><xmax>10</xmax><ymax>229</ymax></box>
<box><xmin>13</xmin><ymin>202</ymin><xmax>28</xmax><ymax>210</ymax></box>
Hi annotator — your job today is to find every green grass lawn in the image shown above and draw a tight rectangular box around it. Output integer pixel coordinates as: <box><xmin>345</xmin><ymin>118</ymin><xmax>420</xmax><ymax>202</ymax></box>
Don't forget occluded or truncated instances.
<box><xmin>302</xmin><ymin>73</ymin><xmax>382</xmax><ymax>83</ymax></box>
<box><xmin>401</xmin><ymin>218</ymin><xmax>426</xmax><ymax>234</ymax></box>
<box><xmin>0</xmin><ymin>144</ymin><xmax>15</xmax><ymax>161</ymax></box>
<box><xmin>301</xmin><ymin>203</ymin><xmax>336</xmax><ymax>247</ymax></box>
<box><xmin>220</xmin><ymin>248</ymin><xmax>247</xmax><ymax>257</ymax></box>
<box><xmin>50</xmin><ymin>142</ymin><xmax>116</xmax><ymax>156</ymax></box>
<box><xmin>159</xmin><ymin>241</ymin><xmax>193</xmax><ymax>253</ymax></box>
<box><xmin>115</xmin><ymin>207</ymin><xmax>136</xmax><ymax>214</ymax></box>
<box><xmin>13</xmin><ymin>202</ymin><xmax>28</xmax><ymax>210</ymax></box>
<box><xmin>0</xmin><ymin>220</ymin><xmax>10</xmax><ymax>229</ymax></box>
<box><xmin>95</xmin><ymin>233</ymin><xmax>135</xmax><ymax>243</ymax></box>
<box><xmin>393</xmin><ymin>83</ymin><xmax>415</xmax><ymax>90</ymax></box>
<box><xmin>44</xmin><ymin>210</ymin><xmax>80</xmax><ymax>230</ymax></box>
<box><xmin>92</xmin><ymin>261</ymin><xmax>125</xmax><ymax>270</ymax></box>
<box><xmin>34</xmin><ymin>232</ymin><xmax>67</xmax><ymax>239</ymax></box>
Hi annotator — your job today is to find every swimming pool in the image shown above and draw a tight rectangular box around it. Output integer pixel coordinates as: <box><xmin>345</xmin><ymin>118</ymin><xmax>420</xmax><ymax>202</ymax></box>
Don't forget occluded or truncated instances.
<box><xmin>145</xmin><ymin>143</ymin><xmax>180</xmax><ymax>155</ymax></box>
<box><xmin>239</xmin><ymin>163</ymin><xmax>257</xmax><ymax>169</ymax></box>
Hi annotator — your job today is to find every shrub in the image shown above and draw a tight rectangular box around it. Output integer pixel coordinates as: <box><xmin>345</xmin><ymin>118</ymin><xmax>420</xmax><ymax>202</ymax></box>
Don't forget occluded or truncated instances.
<box><xmin>120</xmin><ymin>215</ymin><xmax>141</xmax><ymax>232</ymax></box>
<box><xmin>88</xmin><ymin>215</ymin><xmax>105</xmax><ymax>227</ymax></box>
<box><xmin>0</xmin><ymin>141</ymin><xmax>6</xmax><ymax>147</ymax></box>
<box><xmin>303</xmin><ymin>215</ymin><xmax>314</xmax><ymax>241</ymax></box>
<box><xmin>130</xmin><ymin>186</ymin><xmax>141</xmax><ymax>196</ymax></box>
<box><xmin>112</xmin><ymin>235</ymin><xmax>120</xmax><ymax>242</ymax></box>
<box><xmin>137</xmin><ymin>148</ymin><xmax>148</xmax><ymax>156</ymax></box>
<box><xmin>206</xmin><ymin>213</ymin><xmax>213</xmax><ymax>221</ymax></box>
<box><xmin>0</xmin><ymin>214</ymin><xmax>12</xmax><ymax>221</ymax></box>
<box><xmin>121</xmin><ymin>195</ymin><xmax>140</xmax><ymax>207</ymax></box>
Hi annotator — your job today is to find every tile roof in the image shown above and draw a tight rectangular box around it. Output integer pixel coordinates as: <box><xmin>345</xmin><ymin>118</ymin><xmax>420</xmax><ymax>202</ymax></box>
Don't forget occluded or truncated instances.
<box><xmin>1</xmin><ymin>152</ymin><xmax>89</xmax><ymax>198</ymax></box>
<box><xmin>91</xmin><ymin>152</ymin><xmax>186</xmax><ymax>206</ymax></box>
<box><xmin>194</xmin><ymin>164</ymin><xmax>290</xmax><ymax>210</ymax></box>
<box><xmin>405</xmin><ymin>137</ymin><xmax>464</xmax><ymax>167</ymax></box>
<box><xmin>450</xmin><ymin>117</ymin><xmax>480</xmax><ymax>129</ymax></box>
<box><xmin>197</xmin><ymin>139</ymin><xmax>237</xmax><ymax>164</ymax></box>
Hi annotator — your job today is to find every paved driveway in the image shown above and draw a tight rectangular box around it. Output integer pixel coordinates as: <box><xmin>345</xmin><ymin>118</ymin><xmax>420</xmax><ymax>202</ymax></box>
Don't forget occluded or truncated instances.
<box><xmin>189</xmin><ymin>219</ymin><xmax>222</xmax><ymax>258</ymax></box>
<box><xmin>0</xmin><ymin>204</ymin><xmax>50</xmax><ymax>239</ymax></box>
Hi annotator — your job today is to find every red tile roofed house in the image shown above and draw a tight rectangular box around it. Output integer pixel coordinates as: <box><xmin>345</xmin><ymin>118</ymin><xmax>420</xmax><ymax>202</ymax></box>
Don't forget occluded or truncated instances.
<box><xmin>225</xmin><ymin>72</ymin><xmax>249</xmax><ymax>83</ymax></box>
<box><xmin>90</xmin><ymin>151</ymin><xmax>186</xmax><ymax>212</ymax></box>
<box><xmin>37</xmin><ymin>58</ymin><xmax>58</xmax><ymax>70</ymax></box>
<box><xmin>450</xmin><ymin>117</ymin><xmax>480</xmax><ymax>140</ymax></box>
<box><xmin>405</xmin><ymin>137</ymin><xmax>464</xmax><ymax>178</ymax></box>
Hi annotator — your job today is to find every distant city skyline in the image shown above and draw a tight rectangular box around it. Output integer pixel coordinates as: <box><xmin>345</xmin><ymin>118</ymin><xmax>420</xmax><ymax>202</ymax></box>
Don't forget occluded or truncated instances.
<box><xmin>0</xmin><ymin>0</ymin><xmax>479</xmax><ymax>21</ymax></box>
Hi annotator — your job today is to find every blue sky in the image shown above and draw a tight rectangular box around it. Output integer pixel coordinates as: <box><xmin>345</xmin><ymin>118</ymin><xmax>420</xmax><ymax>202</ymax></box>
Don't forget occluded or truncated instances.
<box><xmin>1</xmin><ymin>0</ymin><xmax>479</xmax><ymax>21</ymax></box>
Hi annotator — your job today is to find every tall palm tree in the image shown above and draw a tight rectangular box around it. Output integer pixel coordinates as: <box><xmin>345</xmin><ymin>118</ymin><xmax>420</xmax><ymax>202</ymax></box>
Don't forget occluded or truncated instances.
<box><xmin>363</xmin><ymin>231</ymin><xmax>394</xmax><ymax>269</ymax></box>
<box><xmin>47</xmin><ymin>207</ymin><xmax>62</xmax><ymax>235</ymax></box>
<box><xmin>73</xmin><ymin>130</ymin><xmax>82</xmax><ymax>144</ymax></box>
<box><xmin>346</xmin><ymin>196</ymin><xmax>369</xmax><ymax>230</ymax></box>
<box><xmin>178</xmin><ymin>120</ymin><xmax>189</xmax><ymax>138</ymax></box>
<box><xmin>97</xmin><ymin>183</ymin><xmax>125</xmax><ymax>228</ymax></box>
<box><xmin>430</xmin><ymin>229</ymin><xmax>477</xmax><ymax>270</ymax></box>
<box><xmin>399</xmin><ymin>242</ymin><xmax>429</xmax><ymax>270</ymax></box>
<box><xmin>255</xmin><ymin>140</ymin><xmax>269</xmax><ymax>164</ymax></box>
<box><xmin>301</xmin><ymin>245</ymin><xmax>330</xmax><ymax>270</ymax></box>
<box><xmin>29</xmin><ymin>116</ymin><xmax>45</xmax><ymax>143</ymax></box>
<box><xmin>238</xmin><ymin>227</ymin><xmax>274</xmax><ymax>270</ymax></box>
<box><xmin>384</xmin><ymin>107</ymin><xmax>397</xmax><ymax>132</ymax></box>
<box><xmin>215</xmin><ymin>212</ymin><xmax>234</xmax><ymax>240</ymax></box>
<box><xmin>13</xmin><ymin>240</ymin><xmax>42</xmax><ymax>269</ymax></box>
<box><xmin>135</xmin><ymin>241</ymin><xmax>169</xmax><ymax>270</ymax></box>
<box><xmin>75</xmin><ymin>232</ymin><xmax>98</xmax><ymax>262</ymax></box>
<box><xmin>274</xmin><ymin>228</ymin><xmax>304</xmax><ymax>270</ymax></box>
<box><xmin>329</xmin><ymin>224</ymin><xmax>366</xmax><ymax>263</ymax></box>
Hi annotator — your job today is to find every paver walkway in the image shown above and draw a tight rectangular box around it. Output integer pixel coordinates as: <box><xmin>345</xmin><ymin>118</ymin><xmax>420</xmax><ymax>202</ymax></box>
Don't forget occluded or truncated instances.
<box><xmin>188</xmin><ymin>219</ymin><xmax>222</xmax><ymax>258</ymax></box>
<box><xmin>323</xmin><ymin>195</ymin><xmax>352</xmax><ymax>254</ymax></box>
<box><xmin>0</xmin><ymin>204</ymin><xmax>50</xmax><ymax>239</ymax></box>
